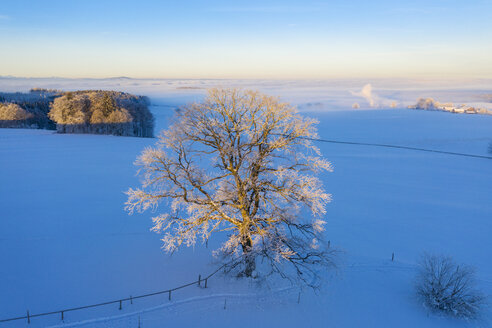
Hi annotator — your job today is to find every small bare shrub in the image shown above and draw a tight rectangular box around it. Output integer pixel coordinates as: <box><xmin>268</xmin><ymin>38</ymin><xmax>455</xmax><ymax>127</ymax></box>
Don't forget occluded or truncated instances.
<box><xmin>416</xmin><ymin>254</ymin><xmax>485</xmax><ymax>318</ymax></box>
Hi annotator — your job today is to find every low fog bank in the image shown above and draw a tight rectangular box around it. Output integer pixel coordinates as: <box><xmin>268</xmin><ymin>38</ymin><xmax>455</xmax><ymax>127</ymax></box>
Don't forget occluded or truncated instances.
<box><xmin>1</xmin><ymin>77</ymin><xmax>491</xmax><ymax>112</ymax></box>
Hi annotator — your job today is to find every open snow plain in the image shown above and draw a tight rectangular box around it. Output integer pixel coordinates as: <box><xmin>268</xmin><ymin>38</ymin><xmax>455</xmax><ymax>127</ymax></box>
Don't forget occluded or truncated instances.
<box><xmin>1</xmin><ymin>80</ymin><xmax>492</xmax><ymax>327</ymax></box>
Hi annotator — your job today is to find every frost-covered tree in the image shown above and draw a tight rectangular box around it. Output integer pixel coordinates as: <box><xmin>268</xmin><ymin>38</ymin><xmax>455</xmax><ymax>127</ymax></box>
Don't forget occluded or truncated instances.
<box><xmin>49</xmin><ymin>93</ymin><xmax>90</xmax><ymax>125</ymax></box>
<box><xmin>126</xmin><ymin>88</ymin><xmax>334</xmax><ymax>286</ymax></box>
<box><xmin>107</xmin><ymin>108</ymin><xmax>133</xmax><ymax>123</ymax></box>
<box><xmin>92</xmin><ymin>93</ymin><xmax>117</xmax><ymax>117</ymax></box>
<box><xmin>416</xmin><ymin>254</ymin><xmax>485</xmax><ymax>318</ymax></box>
<box><xmin>0</xmin><ymin>103</ymin><xmax>34</xmax><ymax>121</ymax></box>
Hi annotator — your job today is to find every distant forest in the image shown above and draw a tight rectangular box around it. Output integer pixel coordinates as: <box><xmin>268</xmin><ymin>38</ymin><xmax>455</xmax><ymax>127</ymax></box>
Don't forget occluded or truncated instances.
<box><xmin>0</xmin><ymin>89</ymin><xmax>154</xmax><ymax>137</ymax></box>
<box><xmin>0</xmin><ymin>89</ymin><xmax>57</xmax><ymax>129</ymax></box>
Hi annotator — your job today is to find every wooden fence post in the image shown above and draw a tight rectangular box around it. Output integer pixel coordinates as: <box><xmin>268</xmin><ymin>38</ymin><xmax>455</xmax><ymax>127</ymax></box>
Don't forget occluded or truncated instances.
<box><xmin>392</xmin><ymin>252</ymin><xmax>395</xmax><ymax>262</ymax></box>
<box><xmin>119</xmin><ymin>300</ymin><xmax>122</xmax><ymax>310</ymax></box>
<box><xmin>26</xmin><ymin>310</ymin><xmax>30</xmax><ymax>324</ymax></box>
<box><xmin>198</xmin><ymin>274</ymin><xmax>201</xmax><ymax>287</ymax></box>
<box><xmin>130</xmin><ymin>295</ymin><xmax>133</xmax><ymax>305</ymax></box>
<box><xmin>205</xmin><ymin>278</ymin><xmax>208</xmax><ymax>288</ymax></box>
<box><xmin>61</xmin><ymin>311</ymin><xmax>64</xmax><ymax>321</ymax></box>
<box><xmin>168</xmin><ymin>290</ymin><xmax>171</xmax><ymax>301</ymax></box>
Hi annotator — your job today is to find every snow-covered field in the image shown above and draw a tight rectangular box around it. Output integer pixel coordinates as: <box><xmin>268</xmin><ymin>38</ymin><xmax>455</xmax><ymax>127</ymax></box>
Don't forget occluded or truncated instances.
<box><xmin>1</xmin><ymin>80</ymin><xmax>492</xmax><ymax>327</ymax></box>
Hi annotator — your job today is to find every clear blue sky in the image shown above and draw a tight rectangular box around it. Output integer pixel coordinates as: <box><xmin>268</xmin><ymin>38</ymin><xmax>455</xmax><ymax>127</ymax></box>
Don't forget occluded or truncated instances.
<box><xmin>0</xmin><ymin>0</ymin><xmax>491</xmax><ymax>79</ymax></box>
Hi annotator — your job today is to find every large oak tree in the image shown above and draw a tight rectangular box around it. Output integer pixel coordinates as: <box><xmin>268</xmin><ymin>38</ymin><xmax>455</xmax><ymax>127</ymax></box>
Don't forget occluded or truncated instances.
<box><xmin>126</xmin><ymin>88</ymin><xmax>334</xmax><ymax>286</ymax></box>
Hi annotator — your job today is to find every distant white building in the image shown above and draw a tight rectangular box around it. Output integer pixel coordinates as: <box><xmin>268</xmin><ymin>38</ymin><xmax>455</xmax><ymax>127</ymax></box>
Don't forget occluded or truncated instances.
<box><xmin>410</xmin><ymin>98</ymin><xmax>491</xmax><ymax>115</ymax></box>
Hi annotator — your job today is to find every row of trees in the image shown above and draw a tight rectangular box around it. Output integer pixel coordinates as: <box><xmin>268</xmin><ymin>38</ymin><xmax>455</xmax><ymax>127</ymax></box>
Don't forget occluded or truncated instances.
<box><xmin>0</xmin><ymin>90</ymin><xmax>58</xmax><ymax>129</ymax></box>
<box><xmin>48</xmin><ymin>90</ymin><xmax>154</xmax><ymax>137</ymax></box>
<box><xmin>0</xmin><ymin>89</ymin><xmax>154</xmax><ymax>137</ymax></box>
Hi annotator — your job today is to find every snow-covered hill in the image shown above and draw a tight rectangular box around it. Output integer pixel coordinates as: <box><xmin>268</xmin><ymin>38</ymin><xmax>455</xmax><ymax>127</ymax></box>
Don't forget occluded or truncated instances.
<box><xmin>1</xmin><ymin>82</ymin><xmax>491</xmax><ymax>327</ymax></box>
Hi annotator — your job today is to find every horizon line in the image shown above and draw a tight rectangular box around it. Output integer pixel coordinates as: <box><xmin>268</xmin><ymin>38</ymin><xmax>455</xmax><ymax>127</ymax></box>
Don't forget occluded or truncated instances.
<box><xmin>2</xmin><ymin>75</ymin><xmax>492</xmax><ymax>82</ymax></box>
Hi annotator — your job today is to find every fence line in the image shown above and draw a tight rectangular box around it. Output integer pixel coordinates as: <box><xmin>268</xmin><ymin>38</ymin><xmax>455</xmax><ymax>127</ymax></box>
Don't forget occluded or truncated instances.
<box><xmin>0</xmin><ymin>263</ymin><xmax>226</xmax><ymax>325</ymax></box>
<box><xmin>301</xmin><ymin>136</ymin><xmax>492</xmax><ymax>160</ymax></box>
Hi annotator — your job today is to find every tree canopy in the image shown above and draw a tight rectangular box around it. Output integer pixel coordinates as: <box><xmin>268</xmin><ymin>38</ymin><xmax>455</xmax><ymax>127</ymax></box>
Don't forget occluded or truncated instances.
<box><xmin>0</xmin><ymin>103</ymin><xmax>34</xmax><ymax>121</ymax></box>
<box><xmin>126</xmin><ymin>88</ymin><xmax>334</xmax><ymax>286</ymax></box>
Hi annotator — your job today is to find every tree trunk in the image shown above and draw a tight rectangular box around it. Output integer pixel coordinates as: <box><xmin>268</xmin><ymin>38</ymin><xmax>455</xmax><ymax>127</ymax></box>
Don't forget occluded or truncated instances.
<box><xmin>241</xmin><ymin>235</ymin><xmax>256</xmax><ymax>277</ymax></box>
